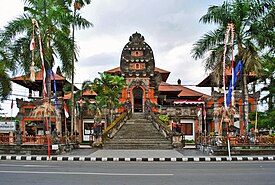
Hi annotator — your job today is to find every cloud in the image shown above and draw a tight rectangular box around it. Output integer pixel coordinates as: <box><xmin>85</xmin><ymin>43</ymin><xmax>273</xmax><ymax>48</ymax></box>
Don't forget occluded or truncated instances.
<box><xmin>155</xmin><ymin>43</ymin><xmax>206</xmax><ymax>84</ymax></box>
<box><xmin>1</xmin><ymin>0</ymin><xmax>226</xmax><ymax>115</ymax></box>
<box><xmin>74</xmin><ymin>52</ymin><xmax>119</xmax><ymax>84</ymax></box>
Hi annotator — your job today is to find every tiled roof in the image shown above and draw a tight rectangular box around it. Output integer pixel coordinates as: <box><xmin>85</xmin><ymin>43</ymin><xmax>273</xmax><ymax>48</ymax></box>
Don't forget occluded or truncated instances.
<box><xmin>158</xmin><ymin>82</ymin><xmax>182</xmax><ymax>92</ymax></box>
<box><xmin>105</xmin><ymin>67</ymin><xmax>120</xmax><ymax>73</ymax></box>
<box><xmin>11</xmin><ymin>70</ymin><xmax>65</xmax><ymax>81</ymax></box>
<box><xmin>105</xmin><ymin>66</ymin><xmax>170</xmax><ymax>82</ymax></box>
<box><xmin>64</xmin><ymin>93</ymin><xmax>72</xmax><ymax>100</ymax></box>
<box><xmin>154</xmin><ymin>67</ymin><xmax>170</xmax><ymax>74</ymax></box>
<box><xmin>82</xmin><ymin>90</ymin><xmax>97</xmax><ymax>96</ymax></box>
<box><xmin>159</xmin><ymin>81</ymin><xmax>210</xmax><ymax>98</ymax></box>
<box><xmin>64</xmin><ymin>90</ymin><xmax>97</xmax><ymax>100</ymax></box>
<box><xmin>177</xmin><ymin>86</ymin><xmax>205</xmax><ymax>97</ymax></box>
<box><xmin>197</xmin><ymin>67</ymin><xmax>257</xmax><ymax>87</ymax></box>
<box><xmin>105</xmin><ymin>66</ymin><xmax>170</xmax><ymax>74</ymax></box>
<box><xmin>10</xmin><ymin>70</ymin><xmax>79</xmax><ymax>92</ymax></box>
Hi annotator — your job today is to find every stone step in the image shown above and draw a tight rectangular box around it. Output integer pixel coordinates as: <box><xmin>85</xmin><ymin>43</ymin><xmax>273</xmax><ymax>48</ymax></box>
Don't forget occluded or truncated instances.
<box><xmin>113</xmin><ymin>134</ymin><xmax>165</xmax><ymax>140</ymax></box>
<box><xmin>104</xmin><ymin>143</ymin><xmax>173</xmax><ymax>150</ymax></box>
<box><xmin>103</xmin><ymin>113</ymin><xmax>172</xmax><ymax>150</ymax></box>
<box><xmin>114</xmin><ymin>134</ymin><xmax>164</xmax><ymax>138</ymax></box>
<box><xmin>118</xmin><ymin>128</ymin><xmax>158</xmax><ymax>132</ymax></box>
<box><xmin>107</xmin><ymin>139</ymin><xmax>170</xmax><ymax>145</ymax></box>
<box><xmin>119</xmin><ymin>127</ymin><xmax>159</xmax><ymax>134</ymax></box>
<box><xmin>119</xmin><ymin>125</ymin><xmax>155</xmax><ymax>129</ymax></box>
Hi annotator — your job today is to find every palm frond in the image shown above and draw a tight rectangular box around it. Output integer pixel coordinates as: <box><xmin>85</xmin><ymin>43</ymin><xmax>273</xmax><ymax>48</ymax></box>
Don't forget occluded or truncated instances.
<box><xmin>191</xmin><ymin>28</ymin><xmax>225</xmax><ymax>59</ymax></box>
<box><xmin>199</xmin><ymin>2</ymin><xmax>232</xmax><ymax>26</ymax></box>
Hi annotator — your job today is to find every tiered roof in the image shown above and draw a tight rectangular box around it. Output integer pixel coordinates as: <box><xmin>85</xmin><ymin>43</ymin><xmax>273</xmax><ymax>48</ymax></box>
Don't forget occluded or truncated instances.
<box><xmin>105</xmin><ymin>66</ymin><xmax>170</xmax><ymax>82</ymax></box>
<box><xmin>10</xmin><ymin>70</ymin><xmax>78</xmax><ymax>92</ymax></box>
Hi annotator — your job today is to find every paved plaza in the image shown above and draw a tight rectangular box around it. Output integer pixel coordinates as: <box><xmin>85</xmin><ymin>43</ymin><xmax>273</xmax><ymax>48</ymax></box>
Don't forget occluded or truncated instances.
<box><xmin>63</xmin><ymin>145</ymin><xmax>209</xmax><ymax>158</ymax></box>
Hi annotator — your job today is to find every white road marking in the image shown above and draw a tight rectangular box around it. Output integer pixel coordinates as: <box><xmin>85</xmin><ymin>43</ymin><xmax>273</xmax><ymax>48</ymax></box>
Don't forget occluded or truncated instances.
<box><xmin>0</xmin><ymin>164</ymin><xmax>54</xmax><ymax>168</ymax></box>
<box><xmin>0</xmin><ymin>170</ymin><xmax>174</xmax><ymax>176</ymax></box>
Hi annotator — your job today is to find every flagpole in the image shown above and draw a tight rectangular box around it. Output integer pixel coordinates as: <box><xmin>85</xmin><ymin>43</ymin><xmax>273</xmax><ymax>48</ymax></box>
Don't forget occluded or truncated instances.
<box><xmin>32</xmin><ymin>18</ymin><xmax>50</xmax><ymax>159</ymax></box>
<box><xmin>255</xmin><ymin>99</ymin><xmax>258</xmax><ymax>133</ymax></box>
<box><xmin>223</xmin><ymin>23</ymin><xmax>234</xmax><ymax>161</ymax></box>
<box><xmin>203</xmin><ymin>103</ymin><xmax>207</xmax><ymax>145</ymax></box>
<box><xmin>230</xmin><ymin>24</ymin><xmax>235</xmax><ymax>108</ymax></box>
<box><xmin>65</xmin><ymin>114</ymin><xmax>67</xmax><ymax>144</ymax></box>
<box><xmin>10</xmin><ymin>99</ymin><xmax>13</xmax><ymax>120</ymax></box>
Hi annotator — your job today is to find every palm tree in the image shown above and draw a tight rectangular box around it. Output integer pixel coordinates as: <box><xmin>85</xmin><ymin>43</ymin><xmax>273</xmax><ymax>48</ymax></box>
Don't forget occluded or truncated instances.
<box><xmin>249</xmin><ymin>0</ymin><xmax>275</xmax><ymax>51</ymax></box>
<box><xmin>0</xmin><ymin>63</ymin><xmax>11</xmax><ymax>101</ymax></box>
<box><xmin>191</xmin><ymin>0</ymin><xmax>274</xmax><ymax>135</ymax></box>
<box><xmin>91</xmin><ymin>72</ymin><xmax>126</xmax><ymax>126</ymax></box>
<box><xmin>259</xmin><ymin>54</ymin><xmax>275</xmax><ymax>111</ymax></box>
<box><xmin>66</xmin><ymin>0</ymin><xmax>92</xmax><ymax>136</ymax></box>
<box><xmin>0</xmin><ymin>30</ymin><xmax>17</xmax><ymax>100</ymax></box>
<box><xmin>1</xmin><ymin>0</ymin><xmax>92</xmax><ymax>99</ymax></box>
<box><xmin>74</xmin><ymin>80</ymin><xmax>95</xmax><ymax>114</ymax></box>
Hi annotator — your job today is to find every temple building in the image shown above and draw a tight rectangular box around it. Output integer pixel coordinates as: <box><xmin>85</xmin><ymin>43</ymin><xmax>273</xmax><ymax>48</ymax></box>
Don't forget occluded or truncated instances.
<box><xmin>106</xmin><ymin>32</ymin><xmax>210</xmax><ymax>140</ymax></box>
<box><xmin>197</xmin><ymin>68</ymin><xmax>257</xmax><ymax>135</ymax></box>
<box><xmin>10</xmin><ymin>70</ymin><xmax>77</xmax><ymax>138</ymax></box>
<box><xmin>8</xmin><ymin>32</ymin><xmax>256</xmax><ymax>145</ymax></box>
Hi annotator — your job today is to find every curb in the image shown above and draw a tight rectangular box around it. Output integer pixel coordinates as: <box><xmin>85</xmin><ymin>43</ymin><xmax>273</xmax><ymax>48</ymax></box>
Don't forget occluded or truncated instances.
<box><xmin>1</xmin><ymin>155</ymin><xmax>275</xmax><ymax>162</ymax></box>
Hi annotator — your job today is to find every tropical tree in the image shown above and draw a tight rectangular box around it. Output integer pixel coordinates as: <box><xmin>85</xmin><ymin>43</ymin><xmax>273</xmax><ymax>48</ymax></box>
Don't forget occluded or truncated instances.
<box><xmin>91</xmin><ymin>72</ymin><xmax>126</xmax><ymax>125</ymax></box>
<box><xmin>191</xmin><ymin>0</ymin><xmax>274</xmax><ymax>135</ymax></box>
<box><xmin>65</xmin><ymin>0</ymin><xmax>92</xmax><ymax>136</ymax></box>
<box><xmin>259</xmin><ymin>54</ymin><xmax>275</xmax><ymax>111</ymax></box>
<box><xmin>74</xmin><ymin>80</ymin><xmax>96</xmax><ymax>114</ymax></box>
<box><xmin>0</xmin><ymin>30</ymin><xmax>17</xmax><ymax>101</ymax></box>
<box><xmin>249</xmin><ymin>110</ymin><xmax>275</xmax><ymax>130</ymax></box>
<box><xmin>0</xmin><ymin>0</ymin><xmax>92</xmax><ymax>100</ymax></box>
<box><xmin>0</xmin><ymin>63</ymin><xmax>11</xmax><ymax>101</ymax></box>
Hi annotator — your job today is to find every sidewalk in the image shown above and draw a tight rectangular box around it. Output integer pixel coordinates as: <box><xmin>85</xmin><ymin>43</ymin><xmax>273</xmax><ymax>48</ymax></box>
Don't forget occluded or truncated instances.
<box><xmin>89</xmin><ymin>149</ymin><xmax>184</xmax><ymax>158</ymax></box>
<box><xmin>1</xmin><ymin>147</ymin><xmax>274</xmax><ymax>162</ymax></box>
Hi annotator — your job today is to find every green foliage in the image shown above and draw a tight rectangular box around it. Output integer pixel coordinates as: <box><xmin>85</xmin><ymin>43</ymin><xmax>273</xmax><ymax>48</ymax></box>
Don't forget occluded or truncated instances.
<box><xmin>259</xmin><ymin>54</ymin><xmax>275</xmax><ymax>111</ymax></box>
<box><xmin>0</xmin><ymin>0</ymin><xmax>93</xmax><ymax>79</ymax></box>
<box><xmin>0</xmin><ymin>63</ymin><xmax>11</xmax><ymax>100</ymax></box>
<box><xmin>249</xmin><ymin>110</ymin><xmax>275</xmax><ymax>129</ymax></box>
<box><xmin>159</xmin><ymin>115</ymin><xmax>169</xmax><ymax>124</ymax></box>
<box><xmin>91</xmin><ymin>72</ymin><xmax>126</xmax><ymax>110</ymax></box>
<box><xmin>185</xmin><ymin>139</ymin><xmax>195</xmax><ymax>144</ymax></box>
<box><xmin>192</xmin><ymin>0</ymin><xmax>274</xmax><ymax>75</ymax></box>
<box><xmin>88</xmin><ymin>72</ymin><xmax>126</xmax><ymax>125</ymax></box>
<box><xmin>191</xmin><ymin>0</ymin><xmax>274</xmax><ymax>133</ymax></box>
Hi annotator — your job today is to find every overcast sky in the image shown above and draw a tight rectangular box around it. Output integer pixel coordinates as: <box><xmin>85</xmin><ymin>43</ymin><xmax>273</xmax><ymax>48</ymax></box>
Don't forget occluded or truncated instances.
<box><xmin>0</xmin><ymin>0</ymin><xmax>223</xmax><ymax>116</ymax></box>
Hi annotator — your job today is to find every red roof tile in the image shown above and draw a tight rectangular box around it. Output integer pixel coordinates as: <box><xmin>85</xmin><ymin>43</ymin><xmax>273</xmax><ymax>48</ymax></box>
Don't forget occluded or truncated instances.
<box><xmin>154</xmin><ymin>67</ymin><xmax>170</xmax><ymax>74</ymax></box>
<box><xmin>158</xmin><ymin>82</ymin><xmax>182</xmax><ymax>92</ymax></box>
<box><xmin>159</xmin><ymin>81</ymin><xmax>210</xmax><ymax>98</ymax></box>
<box><xmin>82</xmin><ymin>90</ymin><xmax>97</xmax><ymax>96</ymax></box>
<box><xmin>177</xmin><ymin>86</ymin><xmax>204</xmax><ymax>97</ymax></box>
<box><xmin>64</xmin><ymin>93</ymin><xmax>72</xmax><ymax>100</ymax></box>
<box><xmin>11</xmin><ymin>70</ymin><xmax>65</xmax><ymax>81</ymax></box>
<box><xmin>105</xmin><ymin>67</ymin><xmax>120</xmax><ymax>73</ymax></box>
<box><xmin>105</xmin><ymin>66</ymin><xmax>170</xmax><ymax>74</ymax></box>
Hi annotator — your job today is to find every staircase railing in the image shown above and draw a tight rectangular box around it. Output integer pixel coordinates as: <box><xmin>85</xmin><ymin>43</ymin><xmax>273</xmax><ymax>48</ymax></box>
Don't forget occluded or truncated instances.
<box><xmin>145</xmin><ymin>100</ymin><xmax>185</xmax><ymax>148</ymax></box>
<box><xmin>98</xmin><ymin>109</ymin><xmax>132</xmax><ymax>145</ymax></box>
<box><xmin>147</xmin><ymin>110</ymin><xmax>173</xmax><ymax>138</ymax></box>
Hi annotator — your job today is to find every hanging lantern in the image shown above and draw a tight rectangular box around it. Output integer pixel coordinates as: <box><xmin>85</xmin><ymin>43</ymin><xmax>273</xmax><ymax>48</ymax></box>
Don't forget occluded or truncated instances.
<box><xmin>30</xmin><ymin>65</ymin><xmax>35</xmax><ymax>82</ymax></box>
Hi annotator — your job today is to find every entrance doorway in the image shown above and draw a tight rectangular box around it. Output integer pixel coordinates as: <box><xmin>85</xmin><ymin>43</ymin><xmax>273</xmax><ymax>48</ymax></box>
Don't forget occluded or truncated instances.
<box><xmin>132</xmin><ymin>87</ymin><xmax>143</xmax><ymax>112</ymax></box>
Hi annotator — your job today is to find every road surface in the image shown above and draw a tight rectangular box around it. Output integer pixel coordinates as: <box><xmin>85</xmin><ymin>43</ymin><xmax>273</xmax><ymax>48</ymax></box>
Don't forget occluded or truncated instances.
<box><xmin>0</xmin><ymin>160</ymin><xmax>274</xmax><ymax>185</ymax></box>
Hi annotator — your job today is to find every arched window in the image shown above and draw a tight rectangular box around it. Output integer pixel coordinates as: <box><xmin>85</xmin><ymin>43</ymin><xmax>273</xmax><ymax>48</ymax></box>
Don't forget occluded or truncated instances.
<box><xmin>131</xmin><ymin>51</ymin><xmax>143</xmax><ymax>56</ymax></box>
<box><xmin>135</xmin><ymin>63</ymin><xmax>140</xmax><ymax>69</ymax></box>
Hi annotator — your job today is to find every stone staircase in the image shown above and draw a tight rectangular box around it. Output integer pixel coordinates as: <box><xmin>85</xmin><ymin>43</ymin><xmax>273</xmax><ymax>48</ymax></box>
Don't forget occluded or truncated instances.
<box><xmin>104</xmin><ymin>113</ymin><xmax>173</xmax><ymax>149</ymax></box>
